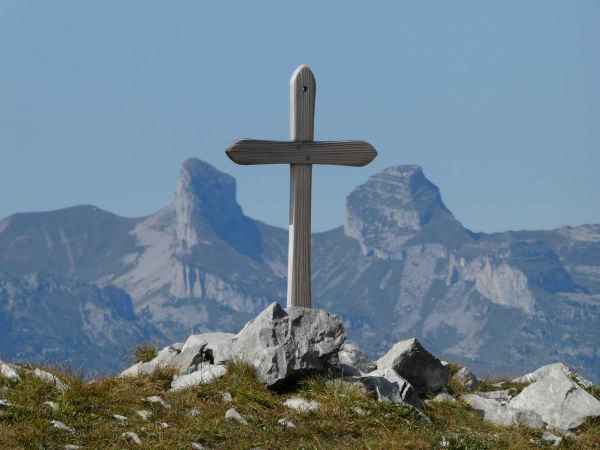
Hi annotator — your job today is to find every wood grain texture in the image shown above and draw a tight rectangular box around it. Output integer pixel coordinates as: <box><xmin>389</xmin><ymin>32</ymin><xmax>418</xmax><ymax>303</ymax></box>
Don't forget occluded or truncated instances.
<box><xmin>226</xmin><ymin>139</ymin><xmax>377</xmax><ymax>166</ymax></box>
<box><xmin>287</xmin><ymin>65</ymin><xmax>315</xmax><ymax>308</ymax></box>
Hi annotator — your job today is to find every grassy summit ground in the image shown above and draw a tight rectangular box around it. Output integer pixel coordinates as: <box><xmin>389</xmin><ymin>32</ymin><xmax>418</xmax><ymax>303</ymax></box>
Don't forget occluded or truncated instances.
<box><xmin>0</xmin><ymin>361</ymin><xmax>599</xmax><ymax>449</ymax></box>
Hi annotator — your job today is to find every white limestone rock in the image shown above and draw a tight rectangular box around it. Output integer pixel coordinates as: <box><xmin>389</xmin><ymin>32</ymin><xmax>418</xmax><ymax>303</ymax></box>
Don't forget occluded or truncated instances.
<box><xmin>50</xmin><ymin>420</ymin><xmax>75</xmax><ymax>433</ymax></box>
<box><xmin>172</xmin><ymin>332</ymin><xmax>235</xmax><ymax>373</ymax></box>
<box><xmin>338</xmin><ymin>342</ymin><xmax>375</xmax><ymax>376</ymax></box>
<box><xmin>0</xmin><ymin>399</ymin><xmax>10</xmax><ymax>408</ymax></box>
<box><xmin>277</xmin><ymin>418</ymin><xmax>296</xmax><ymax>428</ymax></box>
<box><xmin>0</xmin><ymin>361</ymin><xmax>20</xmax><ymax>382</ymax></box>
<box><xmin>358</xmin><ymin>368</ymin><xmax>422</xmax><ymax>409</ymax></box>
<box><xmin>513</xmin><ymin>362</ymin><xmax>593</xmax><ymax>388</ymax></box>
<box><xmin>112</xmin><ymin>414</ymin><xmax>128</xmax><ymax>423</ymax></box>
<box><xmin>121</xmin><ymin>431</ymin><xmax>142</xmax><ymax>445</ymax></box>
<box><xmin>33</xmin><ymin>369</ymin><xmax>68</xmax><ymax>392</ymax></box>
<box><xmin>452</xmin><ymin>367</ymin><xmax>479</xmax><ymax>390</ymax></box>
<box><xmin>509</xmin><ymin>369</ymin><xmax>600</xmax><ymax>430</ymax></box>
<box><xmin>231</xmin><ymin>303</ymin><xmax>345</xmax><ymax>387</ymax></box>
<box><xmin>284</xmin><ymin>397</ymin><xmax>320</xmax><ymax>413</ymax></box>
<box><xmin>120</xmin><ymin>345</ymin><xmax>181</xmax><ymax>377</ymax></box>
<box><xmin>144</xmin><ymin>395</ymin><xmax>171</xmax><ymax>409</ymax></box>
<box><xmin>462</xmin><ymin>394</ymin><xmax>544</xmax><ymax>429</ymax></box>
<box><xmin>376</xmin><ymin>338</ymin><xmax>448</xmax><ymax>394</ymax></box>
<box><xmin>136</xmin><ymin>409</ymin><xmax>152</xmax><ymax>420</ymax></box>
<box><xmin>170</xmin><ymin>365</ymin><xmax>226</xmax><ymax>392</ymax></box>
<box><xmin>43</xmin><ymin>401</ymin><xmax>59</xmax><ymax>412</ymax></box>
<box><xmin>428</xmin><ymin>392</ymin><xmax>456</xmax><ymax>404</ymax></box>
<box><xmin>225</xmin><ymin>407</ymin><xmax>248</xmax><ymax>425</ymax></box>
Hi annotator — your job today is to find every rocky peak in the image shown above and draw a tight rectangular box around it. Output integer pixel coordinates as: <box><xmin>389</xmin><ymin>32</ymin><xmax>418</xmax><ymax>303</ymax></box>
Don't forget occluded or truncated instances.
<box><xmin>344</xmin><ymin>165</ymin><xmax>461</xmax><ymax>258</ymax></box>
<box><xmin>174</xmin><ymin>158</ymin><xmax>260</xmax><ymax>258</ymax></box>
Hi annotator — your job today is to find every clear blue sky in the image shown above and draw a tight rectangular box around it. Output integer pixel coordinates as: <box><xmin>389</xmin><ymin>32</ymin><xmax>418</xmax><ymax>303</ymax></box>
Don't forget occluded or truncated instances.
<box><xmin>1</xmin><ymin>1</ymin><xmax>598</xmax><ymax>233</ymax></box>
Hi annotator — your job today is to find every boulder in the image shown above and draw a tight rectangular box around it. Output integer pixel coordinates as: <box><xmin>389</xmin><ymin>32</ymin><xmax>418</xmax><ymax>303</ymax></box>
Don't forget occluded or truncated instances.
<box><xmin>170</xmin><ymin>365</ymin><xmax>227</xmax><ymax>391</ymax></box>
<box><xmin>231</xmin><ymin>303</ymin><xmax>345</xmax><ymax>387</ymax></box>
<box><xmin>477</xmin><ymin>390</ymin><xmax>511</xmax><ymax>403</ymax></box>
<box><xmin>509</xmin><ymin>369</ymin><xmax>600</xmax><ymax>430</ymax></box>
<box><xmin>376</xmin><ymin>338</ymin><xmax>448</xmax><ymax>394</ymax></box>
<box><xmin>513</xmin><ymin>362</ymin><xmax>593</xmax><ymax>389</ymax></box>
<box><xmin>119</xmin><ymin>345</ymin><xmax>180</xmax><ymax>377</ymax></box>
<box><xmin>358</xmin><ymin>368</ymin><xmax>422</xmax><ymax>409</ymax></box>
<box><xmin>338</xmin><ymin>342</ymin><xmax>375</xmax><ymax>376</ymax></box>
<box><xmin>461</xmin><ymin>394</ymin><xmax>544</xmax><ymax>429</ymax></box>
<box><xmin>172</xmin><ymin>332</ymin><xmax>235</xmax><ymax>373</ymax></box>
<box><xmin>0</xmin><ymin>360</ymin><xmax>20</xmax><ymax>382</ymax></box>
<box><xmin>452</xmin><ymin>367</ymin><xmax>479</xmax><ymax>390</ymax></box>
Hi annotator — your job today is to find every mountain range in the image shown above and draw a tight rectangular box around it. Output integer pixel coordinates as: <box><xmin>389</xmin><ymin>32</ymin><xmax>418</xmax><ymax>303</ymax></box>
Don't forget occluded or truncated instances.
<box><xmin>1</xmin><ymin>158</ymin><xmax>599</xmax><ymax>381</ymax></box>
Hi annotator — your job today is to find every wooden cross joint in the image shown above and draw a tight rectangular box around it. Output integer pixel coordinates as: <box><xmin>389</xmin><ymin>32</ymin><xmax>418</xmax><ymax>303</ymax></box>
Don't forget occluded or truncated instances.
<box><xmin>225</xmin><ymin>64</ymin><xmax>377</xmax><ymax>309</ymax></box>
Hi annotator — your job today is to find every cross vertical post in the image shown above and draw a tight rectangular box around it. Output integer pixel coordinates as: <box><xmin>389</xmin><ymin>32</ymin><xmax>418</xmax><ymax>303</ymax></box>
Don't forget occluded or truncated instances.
<box><xmin>225</xmin><ymin>64</ymin><xmax>377</xmax><ymax>310</ymax></box>
<box><xmin>288</xmin><ymin>65</ymin><xmax>316</xmax><ymax>308</ymax></box>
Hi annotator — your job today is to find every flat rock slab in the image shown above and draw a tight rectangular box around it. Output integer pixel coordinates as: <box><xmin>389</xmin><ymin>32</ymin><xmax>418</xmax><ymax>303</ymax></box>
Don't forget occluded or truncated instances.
<box><xmin>462</xmin><ymin>394</ymin><xmax>544</xmax><ymax>429</ymax></box>
<box><xmin>376</xmin><ymin>338</ymin><xmax>448</xmax><ymax>394</ymax></box>
<box><xmin>509</xmin><ymin>369</ymin><xmax>600</xmax><ymax>430</ymax></box>
<box><xmin>359</xmin><ymin>368</ymin><xmax>422</xmax><ymax>409</ymax></box>
<box><xmin>170</xmin><ymin>365</ymin><xmax>226</xmax><ymax>391</ymax></box>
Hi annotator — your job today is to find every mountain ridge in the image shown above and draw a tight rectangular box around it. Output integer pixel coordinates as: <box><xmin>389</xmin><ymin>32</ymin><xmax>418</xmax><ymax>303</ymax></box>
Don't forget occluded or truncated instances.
<box><xmin>1</xmin><ymin>159</ymin><xmax>599</xmax><ymax>381</ymax></box>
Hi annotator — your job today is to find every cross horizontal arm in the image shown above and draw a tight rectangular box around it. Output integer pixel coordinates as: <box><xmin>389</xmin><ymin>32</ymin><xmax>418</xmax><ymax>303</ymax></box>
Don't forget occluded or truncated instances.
<box><xmin>226</xmin><ymin>139</ymin><xmax>377</xmax><ymax>166</ymax></box>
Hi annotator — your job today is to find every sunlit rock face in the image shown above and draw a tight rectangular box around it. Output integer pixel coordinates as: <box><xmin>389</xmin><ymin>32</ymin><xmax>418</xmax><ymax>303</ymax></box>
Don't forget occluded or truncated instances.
<box><xmin>345</xmin><ymin>165</ymin><xmax>460</xmax><ymax>259</ymax></box>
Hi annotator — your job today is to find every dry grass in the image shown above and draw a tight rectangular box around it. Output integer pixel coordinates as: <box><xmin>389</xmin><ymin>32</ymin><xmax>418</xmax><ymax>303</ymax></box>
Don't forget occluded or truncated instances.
<box><xmin>0</xmin><ymin>361</ymin><xmax>598</xmax><ymax>449</ymax></box>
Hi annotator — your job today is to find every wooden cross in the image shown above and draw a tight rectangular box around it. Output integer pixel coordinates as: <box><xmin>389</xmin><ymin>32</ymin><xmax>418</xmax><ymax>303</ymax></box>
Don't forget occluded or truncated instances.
<box><xmin>226</xmin><ymin>65</ymin><xmax>377</xmax><ymax>308</ymax></box>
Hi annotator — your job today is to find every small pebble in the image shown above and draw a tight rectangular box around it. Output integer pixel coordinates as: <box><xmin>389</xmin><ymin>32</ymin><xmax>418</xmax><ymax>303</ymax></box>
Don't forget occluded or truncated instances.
<box><xmin>112</xmin><ymin>414</ymin><xmax>128</xmax><ymax>423</ymax></box>
<box><xmin>159</xmin><ymin>422</ymin><xmax>169</xmax><ymax>429</ymax></box>
<box><xmin>144</xmin><ymin>395</ymin><xmax>171</xmax><ymax>409</ymax></box>
<box><xmin>284</xmin><ymin>397</ymin><xmax>320</xmax><ymax>413</ymax></box>
<box><xmin>191</xmin><ymin>443</ymin><xmax>206</xmax><ymax>450</ymax></box>
<box><xmin>225</xmin><ymin>407</ymin><xmax>248</xmax><ymax>425</ymax></box>
<box><xmin>121</xmin><ymin>431</ymin><xmax>142</xmax><ymax>445</ymax></box>
<box><xmin>188</xmin><ymin>407</ymin><xmax>202</xmax><ymax>417</ymax></box>
<box><xmin>50</xmin><ymin>420</ymin><xmax>74</xmax><ymax>433</ymax></box>
<box><xmin>64</xmin><ymin>446</ymin><xmax>81</xmax><ymax>449</ymax></box>
<box><xmin>136</xmin><ymin>409</ymin><xmax>152</xmax><ymax>420</ymax></box>
<box><xmin>43</xmin><ymin>401</ymin><xmax>59</xmax><ymax>412</ymax></box>
<box><xmin>0</xmin><ymin>399</ymin><xmax>10</xmax><ymax>408</ymax></box>
<box><xmin>352</xmin><ymin>406</ymin><xmax>366</xmax><ymax>416</ymax></box>
<box><xmin>277</xmin><ymin>417</ymin><xmax>296</xmax><ymax>428</ymax></box>
<box><xmin>222</xmin><ymin>391</ymin><xmax>233</xmax><ymax>402</ymax></box>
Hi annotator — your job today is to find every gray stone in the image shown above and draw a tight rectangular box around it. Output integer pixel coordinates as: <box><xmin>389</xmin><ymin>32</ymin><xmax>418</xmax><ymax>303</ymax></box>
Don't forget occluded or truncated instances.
<box><xmin>50</xmin><ymin>420</ymin><xmax>75</xmax><ymax>433</ymax></box>
<box><xmin>170</xmin><ymin>365</ymin><xmax>226</xmax><ymax>391</ymax></box>
<box><xmin>277</xmin><ymin>417</ymin><xmax>296</xmax><ymax>428</ymax></box>
<box><xmin>338</xmin><ymin>342</ymin><xmax>376</xmax><ymax>376</ymax></box>
<box><xmin>376</xmin><ymin>338</ymin><xmax>448</xmax><ymax>394</ymax></box>
<box><xmin>159</xmin><ymin>422</ymin><xmax>169</xmax><ymax>429</ymax></box>
<box><xmin>428</xmin><ymin>392</ymin><xmax>456</xmax><ymax>404</ymax></box>
<box><xmin>509</xmin><ymin>369</ymin><xmax>600</xmax><ymax>430</ymax></box>
<box><xmin>135</xmin><ymin>409</ymin><xmax>152</xmax><ymax>420</ymax></box>
<box><xmin>222</xmin><ymin>391</ymin><xmax>233</xmax><ymax>402</ymax></box>
<box><xmin>284</xmin><ymin>397</ymin><xmax>320</xmax><ymax>413</ymax></box>
<box><xmin>120</xmin><ymin>345</ymin><xmax>180</xmax><ymax>377</ymax></box>
<box><xmin>462</xmin><ymin>394</ymin><xmax>544</xmax><ymax>429</ymax></box>
<box><xmin>0</xmin><ymin>399</ymin><xmax>10</xmax><ymax>408</ymax></box>
<box><xmin>121</xmin><ymin>431</ymin><xmax>142</xmax><ymax>445</ymax></box>
<box><xmin>452</xmin><ymin>367</ymin><xmax>479</xmax><ymax>390</ymax></box>
<box><xmin>64</xmin><ymin>445</ymin><xmax>81</xmax><ymax>450</ymax></box>
<box><xmin>225</xmin><ymin>407</ymin><xmax>248</xmax><ymax>425</ymax></box>
<box><xmin>0</xmin><ymin>361</ymin><xmax>20</xmax><ymax>382</ymax></box>
<box><xmin>112</xmin><ymin>414</ymin><xmax>128</xmax><ymax>423</ymax></box>
<box><xmin>513</xmin><ymin>362</ymin><xmax>593</xmax><ymax>389</ymax></box>
<box><xmin>43</xmin><ymin>401</ymin><xmax>59</xmax><ymax>412</ymax></box>
<box><xmin>144</xmin><ymin>395</ymin><xmax>171</xmax><ymax>409</ymax></box>
<box><xmin>541</xmin><ymin>432</ymin><xmax>562</xmax><ymax>447</ymax></box>
<box><xmin>352</xmin><ymin>406</ymin><xmax>367</xmax><ymax>416</ymax></box>
<box><xmin>358</xmin><ymin>368</ymin><xmax>422</xmax><ymax>409</ymax></box>
<box><xmin>33</xmin><ymin>368</ymin><xmax>68</xmax><ymax>392</ymax></box>
<box><xmin>178</xmin><ymin>332</ymin><xmax>235</xmax><ymax>367</ymax></box>
<box><xmin>191</xmin><ymin>444</ymin><xmax>206</xmax><ymax>450</ymax></box>
<box><xmin>231</xmin><ymin>303</ymin><xmax>345</xmax><ymax>387</ymax></box>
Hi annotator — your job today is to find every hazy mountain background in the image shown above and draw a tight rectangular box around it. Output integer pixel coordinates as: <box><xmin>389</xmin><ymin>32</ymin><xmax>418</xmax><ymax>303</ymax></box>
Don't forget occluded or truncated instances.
<box><xmin>1</xmin><ymin>159</ymin><xmax>599</xmax><ymax>381</ymax></box>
